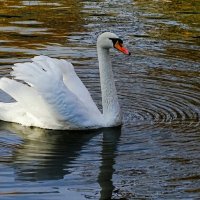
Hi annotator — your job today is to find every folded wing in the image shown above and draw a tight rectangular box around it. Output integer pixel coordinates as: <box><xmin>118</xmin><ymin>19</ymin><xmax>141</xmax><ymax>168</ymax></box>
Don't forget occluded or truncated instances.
<box><xmin>0</xmin><ymin>56</ymin><xmax>102</xmax><ymax>129</ymax></box>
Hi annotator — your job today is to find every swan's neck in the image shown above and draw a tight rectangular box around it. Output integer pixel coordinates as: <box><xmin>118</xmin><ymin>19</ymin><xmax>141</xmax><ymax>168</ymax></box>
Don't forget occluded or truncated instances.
<box><xmin>97</xmin><ymin>47</ymin><xmax>122</xmax><ymax>126</ymax></box>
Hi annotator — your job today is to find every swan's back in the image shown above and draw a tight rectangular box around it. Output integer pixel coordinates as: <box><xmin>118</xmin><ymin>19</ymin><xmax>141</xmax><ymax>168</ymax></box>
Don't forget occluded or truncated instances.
<box><xmin>0</xmin><ymin>56</ymin><xmax>103</xmax><ymax>130</ymax></box>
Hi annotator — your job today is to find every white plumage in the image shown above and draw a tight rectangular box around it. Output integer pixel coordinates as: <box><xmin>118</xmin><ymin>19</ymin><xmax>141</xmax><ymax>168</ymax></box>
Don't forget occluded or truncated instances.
<box><xmin>0</xmin><ymin>32</ymin><xmax>130</xmax><ymax>130</ymax></box>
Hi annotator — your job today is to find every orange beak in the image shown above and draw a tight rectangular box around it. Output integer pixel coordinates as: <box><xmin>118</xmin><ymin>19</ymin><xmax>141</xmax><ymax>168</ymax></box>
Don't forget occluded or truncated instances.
<box><xmin>114</xmin><ymin>41</ymin><xmax>131</xmax><ymax>55</ymax></box>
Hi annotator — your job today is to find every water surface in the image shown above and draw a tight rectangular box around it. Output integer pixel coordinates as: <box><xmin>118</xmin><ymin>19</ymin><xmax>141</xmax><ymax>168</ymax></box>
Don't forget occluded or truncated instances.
<box><xmin>0</xmin><ymin>0</ymin><xmax>200</xmax><ymax>199</ymax></box>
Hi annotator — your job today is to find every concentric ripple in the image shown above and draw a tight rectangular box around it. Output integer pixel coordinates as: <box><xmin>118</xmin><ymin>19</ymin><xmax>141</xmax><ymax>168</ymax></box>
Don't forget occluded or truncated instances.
<box><xmin>117</xmin><ymin>66</ymin><xmax>200</xmax><ymax>130</ymax></box>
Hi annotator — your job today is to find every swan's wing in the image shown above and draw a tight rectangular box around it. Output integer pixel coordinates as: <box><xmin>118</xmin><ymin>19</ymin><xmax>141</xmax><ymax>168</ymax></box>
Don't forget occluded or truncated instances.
<box><xmin>32</xmin><ymin>56</ymin><xmax>101</xmax><ymax>116</ymax></box>
<box><xmin>10</xmin><ymin>57</ymin><xmax>100</xmax><ymax>128</ymax></box>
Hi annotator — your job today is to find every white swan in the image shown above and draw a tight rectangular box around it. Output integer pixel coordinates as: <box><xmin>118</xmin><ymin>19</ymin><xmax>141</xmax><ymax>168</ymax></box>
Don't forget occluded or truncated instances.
<box><xmin>0</xmin><ymin>32</ymin><xmax>130</xmax><ymax>130</ymax></box>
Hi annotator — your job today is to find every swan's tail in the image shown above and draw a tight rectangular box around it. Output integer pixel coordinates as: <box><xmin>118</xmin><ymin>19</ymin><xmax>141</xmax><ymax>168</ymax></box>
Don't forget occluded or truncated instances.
<box><xmin>0</xmin><ymin>78</ymin><xmax>32</xmax><ymax>124</ymax></box>
<box><xmin>0</xmin><ymin>102</ymin><xmax>25</xmax><ymax>124</ymax></box>
<box><xmin>0</xmin><ymin>77</ymin><xmax>53</xmax><ymax>121</ymax></box>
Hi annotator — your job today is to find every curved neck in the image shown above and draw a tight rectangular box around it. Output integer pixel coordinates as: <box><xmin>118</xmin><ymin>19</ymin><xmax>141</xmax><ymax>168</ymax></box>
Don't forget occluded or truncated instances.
<box><xmin>97</xmin><ymin>47</ymin><xmax>122</xmax><ymax>126</ymax></box>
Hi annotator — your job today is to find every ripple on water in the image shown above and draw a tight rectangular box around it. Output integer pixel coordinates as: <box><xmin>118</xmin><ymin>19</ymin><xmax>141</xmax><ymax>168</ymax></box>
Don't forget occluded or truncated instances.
<box><xmin>119</xmin><ymin>67</ymin><xmax>200</xmax><ymax>131</ymax></box>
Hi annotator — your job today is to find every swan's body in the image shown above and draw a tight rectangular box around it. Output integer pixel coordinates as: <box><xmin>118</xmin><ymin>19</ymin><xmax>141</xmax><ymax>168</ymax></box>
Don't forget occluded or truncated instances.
<box><xmin>0</xmin><ymin>32</ymin><xmax>130</xmax><ymax>130</ymax></box>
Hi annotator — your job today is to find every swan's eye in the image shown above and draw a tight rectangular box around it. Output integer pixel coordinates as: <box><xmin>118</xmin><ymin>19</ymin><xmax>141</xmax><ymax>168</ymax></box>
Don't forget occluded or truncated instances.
<box><xmin>109</xmin><ymin>38</ymin><xmax>123</xmax><ymax>47</ymax></box>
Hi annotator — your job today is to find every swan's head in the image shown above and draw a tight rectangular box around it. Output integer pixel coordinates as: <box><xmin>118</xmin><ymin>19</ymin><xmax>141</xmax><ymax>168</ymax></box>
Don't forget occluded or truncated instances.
<box><xmin>97</xmin><ymin>32</ymin><xmax>130</xmax><ymax>55</ymax></box>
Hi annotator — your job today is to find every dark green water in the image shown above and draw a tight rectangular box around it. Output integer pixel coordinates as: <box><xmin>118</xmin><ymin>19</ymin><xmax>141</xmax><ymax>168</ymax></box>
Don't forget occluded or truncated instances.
<box><xmin>0</xmin><ymin>0</ymin><xmax>200</xmax><ymax>199</ymax></box>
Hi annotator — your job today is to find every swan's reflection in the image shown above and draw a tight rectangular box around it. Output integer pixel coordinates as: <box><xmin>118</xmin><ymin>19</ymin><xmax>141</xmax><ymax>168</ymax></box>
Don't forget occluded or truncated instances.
<box><xmin>98</xmin><ymin>127</ymin><xmax>121</xmax><ymax>200</ymax></box>
<box><xmin>0</xmin><ymin>122</ymin><xmax>121</xmax><ymax>199</ymax></box>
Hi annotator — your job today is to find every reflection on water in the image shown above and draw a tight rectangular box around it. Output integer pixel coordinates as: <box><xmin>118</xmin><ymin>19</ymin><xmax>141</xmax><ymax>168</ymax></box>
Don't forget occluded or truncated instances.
<box><xmin>11</xmin><ymin>128</ymin><xmax>98</xmax><ymax>181</ymax></box>
<box><xmin>0</xmin><ymin>122</ymin><xmax>121</xmax><ymax>199</ymax></box>
<box><xmin>98</xmin><ymin>128</ymin><xmax>121</xmax><ymax>200</ymax></box>
<box><xmin>0</xmin><ymin>0</ymin><xmax>200</xmax><ymax>199</ymax></box>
